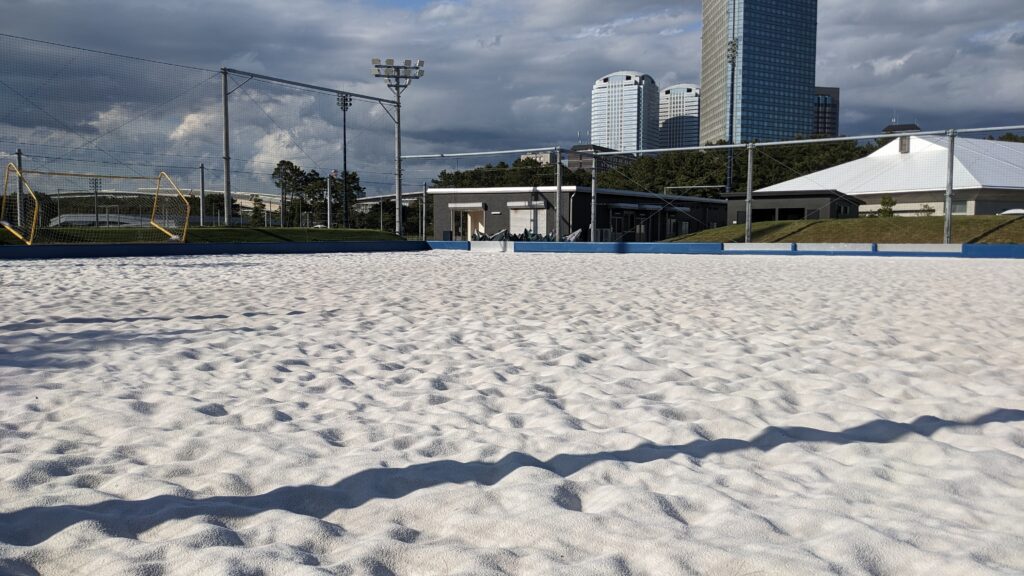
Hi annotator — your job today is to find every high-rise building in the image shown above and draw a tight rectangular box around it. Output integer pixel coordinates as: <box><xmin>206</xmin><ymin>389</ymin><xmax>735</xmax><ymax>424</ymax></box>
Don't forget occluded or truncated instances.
<box><xmin>660</xmin><ymin>84</ymin><xmax>701</xmax><ymax>148</ymax></box>
<box><xmin>591</xmin><ymin>71</ymin><xmax>660</xmax><ymax>152</ymax></box>
<box><xmin>813</xmin><ymin>86</ymin><xmax>840</xmax><ymax>137</ymax></box>
<box><xmin>699</xmin><ymin>0</ymin><xmax>818</xmax><ymax>144</ymax></box>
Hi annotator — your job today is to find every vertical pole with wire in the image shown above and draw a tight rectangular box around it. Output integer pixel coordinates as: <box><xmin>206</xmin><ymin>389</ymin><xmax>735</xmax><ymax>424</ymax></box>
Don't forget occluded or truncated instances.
<box><xmin>421</xmin><ymin>182</ymin><xmax>428</xmax><ymax>241</ymax></box>
<box><xmin>394</xmin><ymin>91</ymin><xmax>403</xmax><ymax>236</ymax></box>
<box><xmin>590</xmin><ymin>153</ymin><xmax>598</xmax><ymax>242</ymax></box>
<box><xmin>555</xmin><ymin>148</ymin><xmax>562</xmax><ymax>242</ymax></box>
<box><xmin>745</xmin><ymin>143</ymin><xmax>754</xmax><ymax>243</ymax></box>
<box><xmin>199</xmin><ymin>163</ymin><xmax>206</xmax><ymax>227</ymax></box>
<box><xmin>725</xmin><ymin>0</ymin><xmax>738</xmax><ymax>195</ymax></box>
<box><xmin>944</xmin><ymin>129</ymin><xmax>956</xmax><ymax>244</ymax></box>
<box><xmin>326</xmin><ymin>174</ymin><xmax>332</xmax><ymax>229</ymax></box>
<box><xmin>373</xmin><ymin>59</ymin><xmax>424</xmax><ymax>237</ymax></box>
<box><xmin>221</xmin><ymin>68</ymin><xmax>232</xmax><ymax>227</ymax></box>
<box><xmin>14</xmin><ymin>147</ymin><xmax>23</xmax><ymax>226</ymax></box>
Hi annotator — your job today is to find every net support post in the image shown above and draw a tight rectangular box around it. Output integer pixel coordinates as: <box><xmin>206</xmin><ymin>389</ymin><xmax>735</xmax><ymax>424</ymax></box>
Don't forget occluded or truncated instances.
<box><xmin>555</xmin><ymin>148</ymin><xmax>562</xmax><ymax>242</ymax></box>
<box><xmin>199</xmin><ymin>163</ymin><xmax>205</xmax><ymax>227</ymax></box>
<box><xmin>15</xmin><ymin>149</ymin><xmax>23</xmax><ymax>228</ymax></box>
<box><xmin>590</xmin><ymin>154</ymin><xmax>597</xmax><ymax>243</ymax></box>
<box><xmin>745</xmin><ymin>143</ymin><xmax>754</xmax><ymax>244</ymax></box>
<box><xmin>421</xmin><ymin>182</ymin><xmax>427</xmax><ymax>241</ymax></box>
<box><xmin>326</xmin><ymin>176</ymin><xmax>332</xmax><ymax>229</ymax></box>
<box><xmin>221</xmin><ymin>68</ymin><xmax>232</xmax><ymax>227</ymax></box>
<box><xmin>944</xmin><ymin>129</ymin><xmax>956</xmax><ymax>245</ymax></box>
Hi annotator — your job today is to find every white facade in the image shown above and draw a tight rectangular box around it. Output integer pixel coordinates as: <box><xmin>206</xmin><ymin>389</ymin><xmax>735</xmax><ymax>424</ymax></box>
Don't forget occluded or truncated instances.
<box><xmin>659</xmin><ymin>84</ymin><xmax>701</xmax><ymax>148</ymax></box>
<box><xmin>591</xmin><ymin>71</ymin><xmax>660</xmax><ymax>152</ymax></box>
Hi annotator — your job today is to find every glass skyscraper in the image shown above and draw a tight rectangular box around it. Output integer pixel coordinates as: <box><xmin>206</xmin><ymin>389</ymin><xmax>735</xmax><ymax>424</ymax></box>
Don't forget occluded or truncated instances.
<box><xmin>699</xmin><ymin>0</ymin><xmax>818</xmax><ymax>144</ymax></box>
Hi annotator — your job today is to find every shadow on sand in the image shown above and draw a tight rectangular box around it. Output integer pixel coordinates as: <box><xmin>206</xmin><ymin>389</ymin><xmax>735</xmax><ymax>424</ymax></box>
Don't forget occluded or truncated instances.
<box><xmin>1</xmin><ymin>408</ymin><xmax>1021</xmax><ymax>546</ymax></box>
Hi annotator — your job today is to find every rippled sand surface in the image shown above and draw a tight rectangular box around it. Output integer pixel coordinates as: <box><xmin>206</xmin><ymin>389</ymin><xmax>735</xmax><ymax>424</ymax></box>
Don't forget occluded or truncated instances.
<box><xmin>1</xmin><ymin>252</ymin><xmax>1023</xmax><ymax>575</ymax></box>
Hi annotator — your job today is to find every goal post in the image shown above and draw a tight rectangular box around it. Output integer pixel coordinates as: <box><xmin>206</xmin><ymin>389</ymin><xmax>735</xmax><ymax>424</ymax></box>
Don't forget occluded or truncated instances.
<box><xmin>150</xmin><ymin>172</ymin><xmax>191</xmax><ymax>242</ymax></box>
<box><xmin>0</xmin><ymin>167</ymin><xmax>191</xmax><ymax>245</ymax></box>
<box><xmin>1</xmin><ymin>163</ymin><xmax>40</xmax><ymax>245</ymax></box>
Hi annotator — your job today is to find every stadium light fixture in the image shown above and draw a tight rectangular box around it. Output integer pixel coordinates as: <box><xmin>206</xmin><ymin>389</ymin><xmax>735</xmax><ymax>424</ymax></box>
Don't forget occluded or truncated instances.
<box><xmin>372</xmin><ymin>57</ymin><xmax>425</xmax><ymax>237</ymax></box>
<box><xmin>336</xmin><ymin>93</ymin><xmax>353</xmax><ymax>229</ymax></box>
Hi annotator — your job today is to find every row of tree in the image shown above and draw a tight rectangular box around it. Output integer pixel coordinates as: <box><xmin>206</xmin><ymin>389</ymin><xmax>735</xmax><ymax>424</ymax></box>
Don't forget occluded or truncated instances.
<box><xmin>270</xmin><ymin>160</ymin><xmax>366</xmax><ymax>227</ymax></box>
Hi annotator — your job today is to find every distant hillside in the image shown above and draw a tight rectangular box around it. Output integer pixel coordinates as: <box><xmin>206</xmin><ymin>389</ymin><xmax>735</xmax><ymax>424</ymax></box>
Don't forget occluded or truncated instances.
<box><xmin>671</xmin><ymin>216</ymin><xmax>1024</xmax><ymax>244</ymax></box>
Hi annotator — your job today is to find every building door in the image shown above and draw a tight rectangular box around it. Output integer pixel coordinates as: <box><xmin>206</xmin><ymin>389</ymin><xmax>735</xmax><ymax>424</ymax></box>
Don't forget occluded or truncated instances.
<box><xmin>509</xmin><ymin>208</ymin><xmax>546</xmax><ymax>237</ymax></box>
<box><xmin>452</xmin><ymin>209</ymin><xmax>486</xmax><ymax>240</ymax></box>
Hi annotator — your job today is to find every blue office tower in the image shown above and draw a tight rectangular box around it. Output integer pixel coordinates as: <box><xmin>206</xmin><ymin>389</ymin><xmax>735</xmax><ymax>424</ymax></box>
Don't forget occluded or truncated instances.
<box><xmin>700</xmin><ymin>0</ymin><xmax>818</xmax><ymax>144</ymax></box>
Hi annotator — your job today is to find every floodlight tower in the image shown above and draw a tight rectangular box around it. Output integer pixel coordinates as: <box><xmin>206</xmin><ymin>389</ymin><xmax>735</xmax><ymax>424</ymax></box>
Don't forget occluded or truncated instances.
<box><xmin>337</xmin><ymin>93</ymin><xmax>353</xmax><ymax>228</ymax></box>
<box><xmin>372</xmin><ymin>58</ymin><xmax>424</xmax><ymax>237</ymax></box>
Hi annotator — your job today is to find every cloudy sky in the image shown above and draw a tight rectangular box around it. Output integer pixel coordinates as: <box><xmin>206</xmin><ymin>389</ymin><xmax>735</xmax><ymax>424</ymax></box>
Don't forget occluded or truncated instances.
<box><xmin>2</xmin><ymin>0</ymin><xmax>1023</xmax><ymax>191</ymax></box>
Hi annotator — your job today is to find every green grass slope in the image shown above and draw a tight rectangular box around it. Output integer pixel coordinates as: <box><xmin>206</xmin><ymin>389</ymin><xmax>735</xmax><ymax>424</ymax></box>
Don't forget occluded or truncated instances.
<box><xmin>672</xmin><ymin>216</ymin><xmax>1024</xmax><ymax>244</ymax></box>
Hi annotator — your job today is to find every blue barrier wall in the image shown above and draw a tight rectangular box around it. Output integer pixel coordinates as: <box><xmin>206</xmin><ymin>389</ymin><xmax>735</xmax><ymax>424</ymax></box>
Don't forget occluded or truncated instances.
<box><xmin>962</xmin><ymin>244</ymin><xmax>1024</xmax><ymax>259</ymax></box>
<box><xmin>0</xmin><ymin>241</ymin><xmax>429</xmax><ymax>261</ymax></box>
<box><xmin>3</xmin><ymin>241</ymin><xmax>1022</xmax><ymax>261</ymax></box>
<box><xmin>513</xmin><ymin>242</ymin><xmax>723</xmax><ymax>254</ymax></box>
<box><xmin>426</xmin><ymin>241</ymin><xmax>471</xmax><ymax>251</ymax></box>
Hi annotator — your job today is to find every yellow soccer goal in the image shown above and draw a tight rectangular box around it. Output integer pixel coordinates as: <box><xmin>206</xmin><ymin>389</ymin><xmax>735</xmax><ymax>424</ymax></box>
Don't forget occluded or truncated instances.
<box><xmin>0</xmin><ymin>165</ymin><xmax>191</xmax><ymax>245</ymax></box>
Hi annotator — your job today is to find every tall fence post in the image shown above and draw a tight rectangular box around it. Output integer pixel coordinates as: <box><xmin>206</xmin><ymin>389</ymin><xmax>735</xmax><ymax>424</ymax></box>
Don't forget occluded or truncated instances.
<box><xmin>15</xmin><ymin>148</ymin><xmax>23</xmax><ymax>227</ymax></box>
<box><xmin>590</xmin><ymin>154</ymin><xmax>597</xmax><ymax>243</ymax></box>
<box><xmin>326</xmin><ymin>176</ymin><xmax>332</xmax><ymax>229</ymax></box>
<box><xmin>421</xmin><ymin>182</ymin><xmax>428</xmax><ymax>241</ymax></box>
<box><xmin>944</xmin><ymin>129</ymin><xmax>957</xmax><ymax>245</ymax></box>
<box><xmin>199</xmin><ymin>163</ymin><xmax>206</xmax><ymax>227</ymax></box>
<box><xmin>745</xmin><ymin>143</ymin><xmax>754</xmax><ymax>244</ymax></box>
<box><xmin>555</xmin><ymin>148</ymin><xmax>562</xmax><ymax>242</ymax></box>
<box><xmin>221</xmin><ymin>68</ymin><xmax>232</xmax><ymax>227</ymax></box>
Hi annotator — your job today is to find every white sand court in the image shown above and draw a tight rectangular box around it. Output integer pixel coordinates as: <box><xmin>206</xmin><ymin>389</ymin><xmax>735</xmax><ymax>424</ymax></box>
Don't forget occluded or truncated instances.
<box><xmin>0</xmin><ymin>252</ymin><xmax>1022</xmax><ymax>575</ymax></box>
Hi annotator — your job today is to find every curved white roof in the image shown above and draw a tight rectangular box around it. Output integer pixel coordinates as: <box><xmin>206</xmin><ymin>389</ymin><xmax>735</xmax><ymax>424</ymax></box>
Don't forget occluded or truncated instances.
<box><xmin>759</xmin><ymin>136</ymin><xmax>1024</xmax><ymax>196</ymax></box>
<box><xmin>594</xmin><ymin>71</ymin><xmax>655</xmax><ymax>85</ymax></box>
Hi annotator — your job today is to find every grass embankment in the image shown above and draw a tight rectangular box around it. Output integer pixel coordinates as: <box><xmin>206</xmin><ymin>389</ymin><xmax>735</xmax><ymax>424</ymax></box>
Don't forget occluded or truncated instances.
<box><xmin>671</xmin><ymin>216</ymin><xmax>1024</xmax><ymax>244</ymax></box>
<box><xmin>0</xmin><ymin>227</ymin><xmax>403</xmax><ymax>245</ymax></box>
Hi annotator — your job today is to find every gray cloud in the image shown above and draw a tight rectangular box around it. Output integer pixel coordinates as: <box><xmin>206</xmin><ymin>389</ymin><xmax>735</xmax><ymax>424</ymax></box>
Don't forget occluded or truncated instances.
<box><xmin>1</xmin><ymin>0</ymin><xmax>1022</xmax><ymax>191</ymax></box>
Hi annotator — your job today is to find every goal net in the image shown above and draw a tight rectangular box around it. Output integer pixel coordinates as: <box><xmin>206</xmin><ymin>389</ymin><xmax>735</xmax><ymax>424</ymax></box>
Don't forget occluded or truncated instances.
<box><xmin>1</xmin><ymin>165</ymin><xmax>191</xmax><ymax>245</ymax></box>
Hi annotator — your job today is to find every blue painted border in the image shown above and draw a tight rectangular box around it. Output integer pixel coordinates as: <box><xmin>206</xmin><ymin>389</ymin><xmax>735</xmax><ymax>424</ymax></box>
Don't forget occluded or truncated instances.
<box><xmin>962</xmin><ymin>244</ymin><xmax>1024</xmax><ymax>259</ymax></box>
<box><xmin>4</xmin><ymin>241</ymin><xmax>1022</xmax><ymax>261</ymax></box>
<box><xmin>0</xmin><ymin>241</ymin><xmax>427</xmax><ymax>261</ymax></box>
<box><xmin>426</xmin><ymin>241</ymin><xmax>471</xmax><ymax>251</ymax></box>
<box><xmin>513</xmin><ymin>242</ymin><xmax>722</xmax><ymax>254</ymax></box>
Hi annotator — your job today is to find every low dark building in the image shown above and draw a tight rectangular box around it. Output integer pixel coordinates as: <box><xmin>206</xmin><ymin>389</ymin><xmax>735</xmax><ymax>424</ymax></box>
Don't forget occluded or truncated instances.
<box><xmin>724</xmin><ymin>189</ymin><xmax>863</xmax><ymax>224</ymax></box>
<box><xmin>431</xmin><ymin>186</ymin><xmax>726</xmax><ymax>241</ymax></box>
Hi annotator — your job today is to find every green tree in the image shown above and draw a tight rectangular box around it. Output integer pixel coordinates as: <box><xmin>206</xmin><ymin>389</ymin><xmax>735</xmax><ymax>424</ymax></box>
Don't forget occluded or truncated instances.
<box><xmin>249</xmin><ymin>194</ymin><xmax>266</xmax><ymax>226</ymax></box>
<box><xmin>878</xmin><ymin>194</ymin><xmax>896</xmax><ymax>217</ymax></box>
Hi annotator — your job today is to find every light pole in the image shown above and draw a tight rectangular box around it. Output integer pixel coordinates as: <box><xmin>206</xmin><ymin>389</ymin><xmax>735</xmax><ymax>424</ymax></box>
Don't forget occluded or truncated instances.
<box><xmin>337</xmin><ymin>93</ymin><xmax>352</xmax><ymax>229</ymax></box>
<box><xmin>372</xmin><ymin>58</ymin><xmax>425</xmax><ymax>237</ymax></box>
<box><xmin>725</xmin><ymin>0</ymin><xmax>739</xmax><ymax>195</ymax></box>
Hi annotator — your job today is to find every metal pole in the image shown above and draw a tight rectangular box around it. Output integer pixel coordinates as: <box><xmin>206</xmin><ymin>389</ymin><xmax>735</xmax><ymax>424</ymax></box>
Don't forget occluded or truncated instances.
<box><xmin>199</xmin><ymin>163</ymin><xmax>206</xmax><ymax>227</ymax></box>
<box><xmin>394</xmin><ymin>87</ymin><xmax>403</xmax><ymax>237</ymax></box>
<box><xmin>380</xmin><ymin>200</ymin><xmax>384</xmax><ymax>231</ymax></box>
<box><xmin>725</xmin><ymin>0</ymin><xmax>739</xmax><ymax>195</ymax></box>
<box><xmin>343</xmin><ymin>106</ymin><xmax>349</xmax><ymax>228</ymax></box>
<box><xmin>745</xmin><ymin>143</ymin><xmax>754</xmax><ymax>243</ymax></box>
<box><xmin>15</xmin><ymin>149</ymin><xmax>23</xmax><ymax>227</ymax></box>
<box><xmin>555</xmin><ymin>148</ymin><xmax>562</xmax><ymax>242</ymax></box>
<box><xmin>590</xmin><ymin>154</ymin><xmax>597</xmax><ymax>242</ymax></box>
<box><xmin>326</xmin><ymin>176</ymin><xmax>332</xmax><ymax>229</ymax></box>
<box><xmin>280</xmin><ymin>185</ymin><xmax>285</xmax><ymax>228</ymax></box>
<box><xmin>221</xmin><ymin>68</ymin><xmax>232</xmax><ymax>227</ymax></box>
<box><xmin>91</xmin><ymin>178</ymin><xmax>99</xmax><ymax>227</ymax></box>
<box><xmin>944</xmin><ymin>130</ymin><xmax>956</xmax><ymax>244</ymax></box>
<box><xmin>421</xmin><ymin>182</ymin><xmax>427</xmax><ymax>241</ymax></box>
